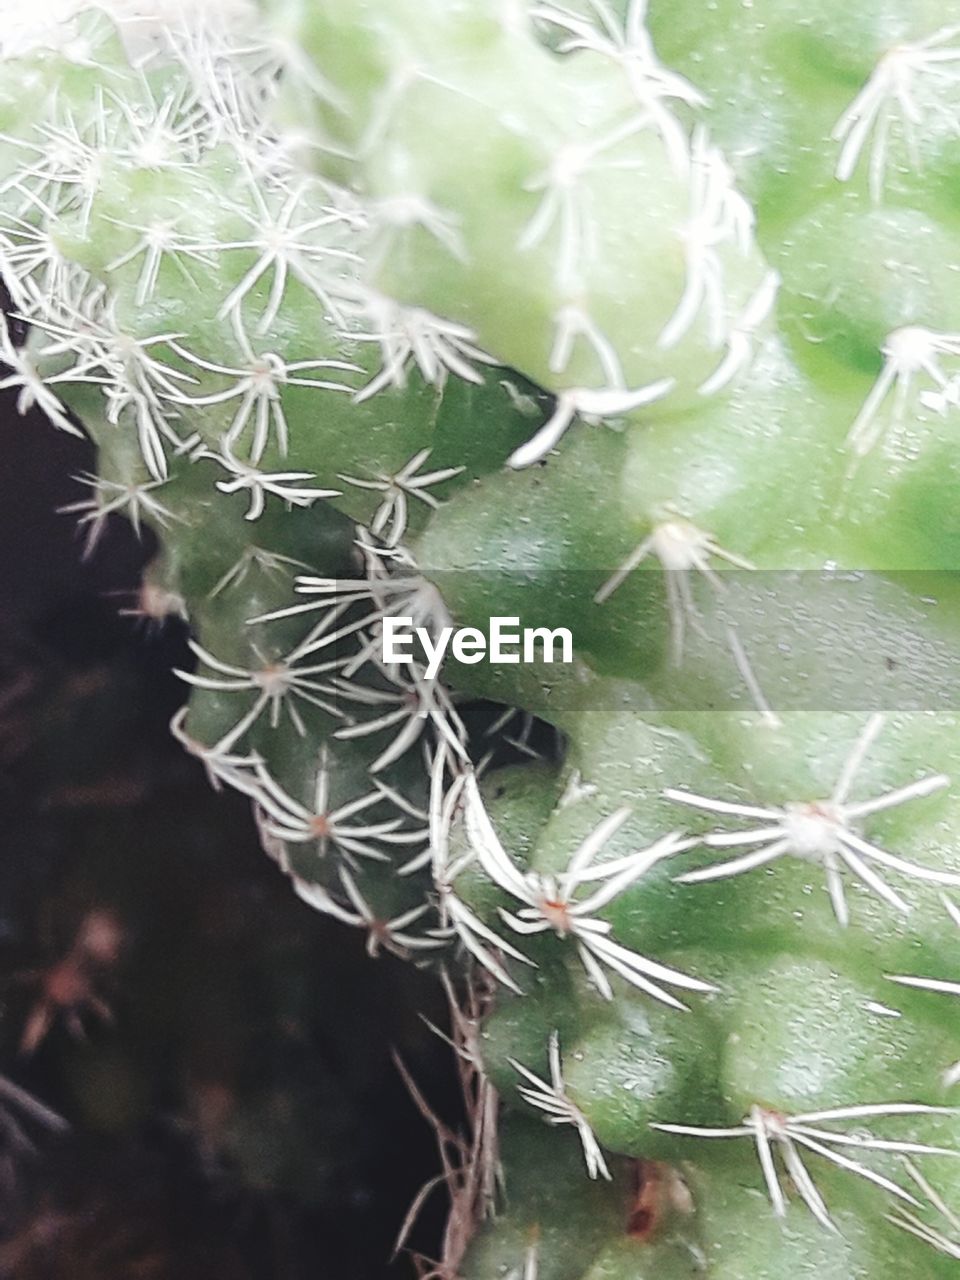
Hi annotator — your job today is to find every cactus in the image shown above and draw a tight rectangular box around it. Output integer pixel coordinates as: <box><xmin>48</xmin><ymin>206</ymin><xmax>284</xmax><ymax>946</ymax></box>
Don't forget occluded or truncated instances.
<box><xmin>3</xmin><ymin>0</ymin><xmax>960</xmax><ymax>1275</ymax></box>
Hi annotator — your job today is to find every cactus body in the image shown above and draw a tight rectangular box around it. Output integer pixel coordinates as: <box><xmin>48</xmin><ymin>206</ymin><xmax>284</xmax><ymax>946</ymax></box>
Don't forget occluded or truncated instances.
<box><xmin>3</xmin><ymin>1</ymin><xmax>960</xmax><ymax>1276</ymax></box>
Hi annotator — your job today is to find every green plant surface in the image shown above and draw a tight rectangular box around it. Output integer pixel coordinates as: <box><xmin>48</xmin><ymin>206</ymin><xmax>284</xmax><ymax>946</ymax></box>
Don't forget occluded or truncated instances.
<box><xmin>2</xmin><ymin>2</ymin><xmax>960</xmax><ymax>1276</ymax></box>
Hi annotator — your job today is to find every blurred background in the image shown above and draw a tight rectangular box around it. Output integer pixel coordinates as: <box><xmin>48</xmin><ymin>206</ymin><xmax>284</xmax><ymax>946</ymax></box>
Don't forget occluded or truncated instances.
<box><xmin>0</xmin><ymin>329</ymin><xmax>461</xmax><ymax>1278</ymax></box>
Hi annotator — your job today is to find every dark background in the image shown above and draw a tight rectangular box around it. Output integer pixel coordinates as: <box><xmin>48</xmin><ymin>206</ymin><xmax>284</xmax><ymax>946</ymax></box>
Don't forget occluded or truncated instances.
<box><xmin>0</xmin><ymin>367</ymin><xmax>459</xmax><ymax>1278</ymax></box>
